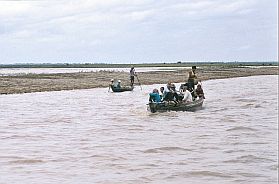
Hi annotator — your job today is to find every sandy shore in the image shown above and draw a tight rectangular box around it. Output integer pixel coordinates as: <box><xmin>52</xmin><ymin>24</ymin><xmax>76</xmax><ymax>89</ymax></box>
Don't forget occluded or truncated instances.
<box><xmin>0</xmin><ymin>66</ymin><xmax>278</xmax><ymax>94</ymax></box>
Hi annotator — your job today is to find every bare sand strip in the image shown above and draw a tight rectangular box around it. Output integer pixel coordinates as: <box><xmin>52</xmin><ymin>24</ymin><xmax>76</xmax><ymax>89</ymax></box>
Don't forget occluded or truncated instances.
<box><xmin>0</xmin><ymin>66</ymin><xmax>278</xmax><ymax>94</ymax></box>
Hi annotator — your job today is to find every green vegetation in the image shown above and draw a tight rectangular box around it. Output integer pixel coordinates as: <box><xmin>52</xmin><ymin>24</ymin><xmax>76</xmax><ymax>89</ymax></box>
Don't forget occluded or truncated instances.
<box><xmin>0</xmin><ymin>61</ymin><xmax>277</xmax><ymax>68</ymax></box>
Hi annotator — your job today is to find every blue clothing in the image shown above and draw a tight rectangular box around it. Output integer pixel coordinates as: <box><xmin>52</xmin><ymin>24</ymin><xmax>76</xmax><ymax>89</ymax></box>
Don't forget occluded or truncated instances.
<box><xmin>149</xmin><ymin>93</ymin><xmax>161</xmax><ymax>103</ymax></box>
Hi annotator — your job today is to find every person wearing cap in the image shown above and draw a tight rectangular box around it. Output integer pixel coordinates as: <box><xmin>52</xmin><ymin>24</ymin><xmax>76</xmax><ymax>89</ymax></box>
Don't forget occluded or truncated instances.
<box><xmin>111</xmin><ymin>79</ymin><xmax>118</xmax><ymax>88</ymax></box>
<box><xmin>108</xmin><ymin>79</ymin><xmax>114</xmax><ymax>91</ymax></box>
<box><xmin>117</xmin><ymin>80</ymin><xmax>121</xmax><ymax>88</ymax></box>
<box><xmin>109</xmin><ymin>79</ymin><xmax>114</xmax><ymax>88</ymax></box>
<box><xmin>188</xmin><ymin>66</ymin><xmax>197</xmax><ymax>90</ymax></box>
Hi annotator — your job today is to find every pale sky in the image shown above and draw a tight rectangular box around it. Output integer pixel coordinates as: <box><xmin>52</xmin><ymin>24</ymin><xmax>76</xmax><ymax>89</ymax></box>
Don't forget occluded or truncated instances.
<box><xmin>0</xmin><ymin>0</ymin><xmax>277</xmax><ymax>64</ymax></box>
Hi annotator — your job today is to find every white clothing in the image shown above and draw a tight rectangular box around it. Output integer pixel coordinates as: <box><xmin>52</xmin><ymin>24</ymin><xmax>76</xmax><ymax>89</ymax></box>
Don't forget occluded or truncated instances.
<box><xmin>113</xmin><ymin>81</ymin><xmax>120</xmax><ymax>88</ymax></box>
<box><xmin>183</xmin><ymin>90</ymin><xmax>193</xmax><ymax>102</ymax></box>
<box><xmin>130</xmin><ymin>68</ymin><xmax>136</xmax><ymax>76</ymax></box>
<box><xmin>165</xmin><ymin>86</ymin><xmax>170</xmax><ymax>93</ymax></box>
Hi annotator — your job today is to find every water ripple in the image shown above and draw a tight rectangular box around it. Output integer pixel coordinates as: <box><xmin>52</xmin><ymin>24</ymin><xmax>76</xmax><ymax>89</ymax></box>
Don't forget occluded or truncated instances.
<box><xmin>223</xmin><ymin>155</ymin><xmax>275</xmax><ymax>164</ymax></box>
<box><xmin>226</xmin><ymin>126</ymin><xmax>257</xmax><ymax>132</ymax></box>
<box><xmin>142</xmin><ymin>147</ymin><xmax>193</xmax><ymax>153</ymax></box>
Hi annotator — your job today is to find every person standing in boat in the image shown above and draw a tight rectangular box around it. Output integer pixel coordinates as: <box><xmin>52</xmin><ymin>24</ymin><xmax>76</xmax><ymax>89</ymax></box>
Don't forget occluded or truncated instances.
<box><xmin>130</xmin><ymin>67</ymin><xmax>136</xmax><ymax>86</ymax></box>
<box><xmin>188</xmin><ymin>66</ymin><xmax>197</xmax><ymax>90</ymax></box>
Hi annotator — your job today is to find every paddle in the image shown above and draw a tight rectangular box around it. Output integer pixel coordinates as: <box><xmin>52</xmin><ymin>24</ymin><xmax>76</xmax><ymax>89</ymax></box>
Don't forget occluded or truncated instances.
<box><xmin>136</xmin><ymin>75</ymin><xmax>142</xmax><ymax>90</ymax></box>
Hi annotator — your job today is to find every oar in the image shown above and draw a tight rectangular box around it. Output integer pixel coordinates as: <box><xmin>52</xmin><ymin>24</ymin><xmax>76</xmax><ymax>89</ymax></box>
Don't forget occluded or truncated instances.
<box><xmin>136</xmin><ymin>75</ymin><xmax>142</xmax><ymax>90</ymax></box>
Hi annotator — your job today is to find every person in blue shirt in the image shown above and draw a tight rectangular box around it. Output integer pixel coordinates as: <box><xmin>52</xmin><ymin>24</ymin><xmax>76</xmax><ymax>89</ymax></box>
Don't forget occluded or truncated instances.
<box><xmin>149</xmin><ymin>89</ymin><xmax>161</xmax><ymax>103</ymax></box>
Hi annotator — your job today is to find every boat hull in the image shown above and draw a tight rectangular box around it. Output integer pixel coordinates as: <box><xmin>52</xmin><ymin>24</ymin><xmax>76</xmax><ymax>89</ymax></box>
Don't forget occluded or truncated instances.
<box><xmin>110</xmin><ymin>85</ymin><xmax>134</xmax><ymax>92</ymax></box>
<box><xmin>148</xmin><ymin>98</ymin><xmax>204</xmax><ymax>113</ymax></box>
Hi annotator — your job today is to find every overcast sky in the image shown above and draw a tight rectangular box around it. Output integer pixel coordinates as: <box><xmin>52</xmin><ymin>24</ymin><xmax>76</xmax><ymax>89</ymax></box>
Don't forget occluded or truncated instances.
<box><xmin>0</xmin><ymin>0</ymin><xmax>277</xmax><ymax>64</ymax></box>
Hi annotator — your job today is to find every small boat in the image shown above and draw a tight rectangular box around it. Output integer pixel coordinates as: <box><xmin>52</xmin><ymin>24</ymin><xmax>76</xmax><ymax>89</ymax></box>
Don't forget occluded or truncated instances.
<box><xmin>109</xmin><ymin>79</ymin><xmax>134</xmax><ymax>92</ymax></box>
<box><xmin>147</xmin><ymin>98</ymin><xmax>204</xmax><ymax>113</ymax></box>
<box><xmin>109</xmin><ymin>85</ymin><xmax>134</xmax><ymax>92</ymax></box>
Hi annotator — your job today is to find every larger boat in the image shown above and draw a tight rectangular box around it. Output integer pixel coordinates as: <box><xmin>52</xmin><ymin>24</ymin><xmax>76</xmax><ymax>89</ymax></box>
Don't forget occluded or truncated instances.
<box><xmin>147</xmin><ymin>98</ymin><xmax>204</xmax><ymax>113</ymax></box>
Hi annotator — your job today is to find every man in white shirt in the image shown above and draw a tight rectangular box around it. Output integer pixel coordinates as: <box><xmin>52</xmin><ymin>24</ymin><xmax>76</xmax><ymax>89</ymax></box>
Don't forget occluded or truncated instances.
<box><xmin>182</xmin><ymin>86</ymin><xmax>193</xmax><ymax>103</ymax></box>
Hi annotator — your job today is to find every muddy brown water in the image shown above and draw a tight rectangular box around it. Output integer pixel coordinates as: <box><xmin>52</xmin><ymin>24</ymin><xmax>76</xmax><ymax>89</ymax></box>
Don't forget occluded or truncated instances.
<box><xmin>0</xmin><ymin>75</ymin><xmax>277</xmax><ymax>184</ymax></box>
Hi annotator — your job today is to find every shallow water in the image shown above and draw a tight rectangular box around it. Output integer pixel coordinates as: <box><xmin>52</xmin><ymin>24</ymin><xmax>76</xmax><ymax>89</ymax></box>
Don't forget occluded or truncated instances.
<box><xmin>0</xmin><ymin>75</ymin><xmax>278</xmax><ymax>184</ymax></box>
<box><xmin>0</xmin><ymin>67</ymin><xmax>190</xmax><ymax>76</ymax></box>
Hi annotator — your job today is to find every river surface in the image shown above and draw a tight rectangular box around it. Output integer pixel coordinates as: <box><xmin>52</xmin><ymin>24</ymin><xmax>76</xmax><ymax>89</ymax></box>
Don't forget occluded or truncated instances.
<box><xmin>0</xmin><ymin>75</ymin><xmax>278</xmax><ymax>184</ymax></box>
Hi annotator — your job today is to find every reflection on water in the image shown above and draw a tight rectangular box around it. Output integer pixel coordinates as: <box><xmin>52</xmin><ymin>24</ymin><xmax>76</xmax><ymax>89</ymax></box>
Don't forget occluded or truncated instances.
<box><xmin>0</xmin><ymin>75</ymin><xmax>278</xmax><ymax>184</ymax></box>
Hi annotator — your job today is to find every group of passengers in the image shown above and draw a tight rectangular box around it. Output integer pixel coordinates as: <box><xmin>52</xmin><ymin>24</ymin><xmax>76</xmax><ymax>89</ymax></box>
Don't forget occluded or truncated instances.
<box><xmin>149</xmin><ymin>66</ymin><xmax>205</xmax><ymax>103</ymax></box>
<box><xmin>149</xmin><ymin>82</ymin><xmax>204</xmax><ymax>103</ymax></box>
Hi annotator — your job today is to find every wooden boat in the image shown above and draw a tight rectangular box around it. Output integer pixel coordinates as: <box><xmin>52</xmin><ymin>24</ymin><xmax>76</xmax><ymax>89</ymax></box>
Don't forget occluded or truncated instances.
<box><xmin>109</xmin><ymin>85</ymin><xmax>134</xmax><ymax>92</ymax></box>
<box><xmin>147</xmin><ymin>98</ymin><xmax>204</xmax><ymax>113</ymax></box>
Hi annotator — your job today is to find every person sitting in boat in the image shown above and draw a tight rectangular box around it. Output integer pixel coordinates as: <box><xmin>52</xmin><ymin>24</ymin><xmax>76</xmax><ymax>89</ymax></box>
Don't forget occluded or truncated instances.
<box><xmin>117</xmin><ymin>80</ymin><xmax>121</xmax><ymax>88</ymax></box>
<box><xmin>179</xmin><ymin>82</ymin><xmax>188</xmax><ymax>92</ymax></box>
<box><xmin>195</xmin><ymin>83</ymin><xmax>205</xmax><ymax>99</ymax></box>
<box><xmin>160</xmin><ymin>86</ymin><xmax>167</xmax><ymax>100</ymax></box>
<box><xmin>149</xmin><ymin>89</ymin><xmax>161</xmax><ymax>103</ymax></box>
<box><xmin>112</xmin><ymin>80</ymin><xmax>121</xmax><ymax>89</ymax></box>
<box><xmin>163</xmin><ymin>82</ymin><xmax>179</xmax><ymax>102</ymax></box>
<box><xmin>109</xmin><ymin>79</ymin><xmax>115</xmax><ymax>91</ymax></box>
<box><xmin>110</xmin><ymin>79</ymin><xmax>117</xmax><ymax>88</ymax></box>
<box><xmin>189</xmin><ymin>86</ymin><xmax>198</xmax><ymax>100</ymax></box>
<box><xmin>163</xmin><ymin>82</ymin><xmax>172</xmax><ymax>101</ymax></box>
<box><xmin>171</xmin><ymin>83</ymin><xmax>184</xmax><ymax>101</ymax></box>
<box><xmin>182</xmin><ymin>85</ymin><xmax>193</xmax><ymax>103</ymax></box>
<box><xmin>110</xmin><ymin>79</ymin><xmax>114</xmax><ymax>86</ymax></box>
